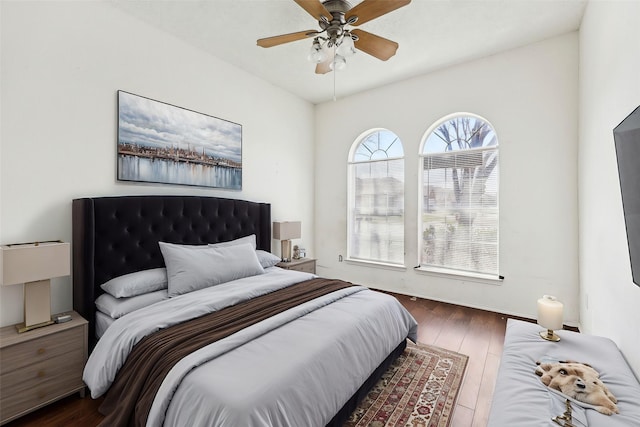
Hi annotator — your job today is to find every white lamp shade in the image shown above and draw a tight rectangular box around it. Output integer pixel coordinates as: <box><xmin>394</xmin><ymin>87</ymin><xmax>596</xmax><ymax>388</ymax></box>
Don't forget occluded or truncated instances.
<box><xmin>337</xmin><ymin>35</ymin><xmax>356</xmax><ymax>57</ymax></box>
<box><xmin>308</xmin><ymin>42</ymin><xmax>328</xmax><ymax>63</ymax></box>
<box><xmin>537</xmin><ymin>295</ymin><xmax>563</xmax><ymax>330</ymax></box>
<box><xmin>0</xmin><ymin>242</ymin><xmax>70</xmax><ymax>286</ymax></box>
<box><xmin>273</xmin><ymin>222</ymin><xmax>301</xmax><ymax>241</ymax></box>
<box><xmin>330</xmin><ymin>54</ymin><xmax>347</xmax><ymax>71</ymax></box>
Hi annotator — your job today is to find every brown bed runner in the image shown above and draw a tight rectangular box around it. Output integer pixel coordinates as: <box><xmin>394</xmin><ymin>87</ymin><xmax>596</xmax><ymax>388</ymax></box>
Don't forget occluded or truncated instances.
<box><xmin>98</xmin><ymin>277</ymin><xmax>355</xmax><ymax>427</ymax></box>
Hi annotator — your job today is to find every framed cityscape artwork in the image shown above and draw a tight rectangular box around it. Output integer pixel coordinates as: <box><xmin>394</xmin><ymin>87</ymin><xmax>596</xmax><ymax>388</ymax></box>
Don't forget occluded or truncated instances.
<box><xmin>117</xmin><ymin>90</ymin><xmax>242</xmax><ymax>189</ymax></box>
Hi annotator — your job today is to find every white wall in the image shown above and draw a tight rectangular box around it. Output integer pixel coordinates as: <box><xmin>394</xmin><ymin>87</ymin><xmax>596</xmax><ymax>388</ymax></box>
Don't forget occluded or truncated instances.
<box><xmin>1</xmin><ymin>0</ymin><xmax>635</xmax><ymax>380</ymax></box>
<box><xmin>0</xmin><ymin>1</ymin><xmax>315</xmax><ymax>326</ymax></box>
<box><xmin>315</xmin><ymin>34</ymin><xmax>580</xmax><ymax>323</ymax></box>
<box><xmin>579</xmin><ymin>1</ymin><xmax>640</xmax><ymax>376</ymax></box>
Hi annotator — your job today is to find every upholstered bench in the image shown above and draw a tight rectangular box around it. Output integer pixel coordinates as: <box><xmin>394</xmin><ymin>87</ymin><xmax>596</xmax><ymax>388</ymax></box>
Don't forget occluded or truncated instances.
<box><xmin>487</xmin><ymin>319</ymin><xmax>640</xmax><ymax>426</ymax></box>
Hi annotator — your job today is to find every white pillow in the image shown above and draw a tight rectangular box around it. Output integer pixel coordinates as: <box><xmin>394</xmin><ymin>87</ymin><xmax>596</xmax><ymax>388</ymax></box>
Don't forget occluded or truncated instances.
<box><xmin>256</xmin><ymin>250</ymin><xmax>281</xmax><ymax>268</ymax></box>
<box><xmin>100</xmin><ymin>268</ymin><xmax>168</xmax><ymax>298</ymax></box>
<box><xmin>96</xmin><ymin>289</ymin><xmax>168</xmax><ymax>319</ymax></box>
<box><xmin>166</xmin><ymin>235</ymin><xmax>256</xmax><ymax>250</ymax></box>
<box><xmin>159</xmin><ymin>242</ymin><xmax>265</xmax><ymax>297</ymax></box>
<box><xmin>208</xmin><ymin>234</ymin><xmax>257</xmax><ymax>250</ymax></box>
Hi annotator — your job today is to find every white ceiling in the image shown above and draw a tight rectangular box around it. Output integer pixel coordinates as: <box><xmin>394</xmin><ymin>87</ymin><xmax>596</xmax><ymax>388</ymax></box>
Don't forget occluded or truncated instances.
<box><xmin>112</xmin><ymin>0</ymin><xmax>587</xmax><ymax>104</ymax></box>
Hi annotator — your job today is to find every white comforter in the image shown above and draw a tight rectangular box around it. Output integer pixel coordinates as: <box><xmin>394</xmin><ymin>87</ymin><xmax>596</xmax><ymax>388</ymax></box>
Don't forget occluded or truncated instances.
<box><xmin>84</xmin><ymin>268</ymin><xmax>418</xmax><ymax>427</ymax></box>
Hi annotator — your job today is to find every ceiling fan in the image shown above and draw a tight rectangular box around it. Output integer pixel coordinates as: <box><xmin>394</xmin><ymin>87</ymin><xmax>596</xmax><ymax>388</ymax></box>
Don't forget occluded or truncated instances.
<box><xmin>257</xmin><ymin>0</ymin><xmax>411</xmax><ymax>74</ymax></box>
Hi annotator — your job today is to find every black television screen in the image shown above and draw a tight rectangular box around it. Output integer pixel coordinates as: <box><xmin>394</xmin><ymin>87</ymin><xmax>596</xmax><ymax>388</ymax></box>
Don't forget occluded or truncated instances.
<box><xmin>614</xmin><ymin>105</ymin><xmax>640</xmax><ymax>287</ymax></box>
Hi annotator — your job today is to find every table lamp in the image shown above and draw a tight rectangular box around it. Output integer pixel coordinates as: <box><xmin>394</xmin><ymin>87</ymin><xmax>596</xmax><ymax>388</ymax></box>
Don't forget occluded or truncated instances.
<box><xmin>0</xmin><ymin>241</ymin><xmax>70</xmax><ymax>333</ymax></box>
<box><xmin>273</xmin><ymin>221</ymin><xmax>301</xmax><ymax>262</ymax></box>
<box><xmin>537</xmin><ymin>295</ymin><xmax>563</xmax><ymax>341</ymax></box>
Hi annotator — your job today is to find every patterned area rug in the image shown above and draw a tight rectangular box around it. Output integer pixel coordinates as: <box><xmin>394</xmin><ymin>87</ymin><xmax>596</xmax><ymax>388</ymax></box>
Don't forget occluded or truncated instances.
<box><xmin>344</xmin><ymin>342</ymin><xmax>469</xmax><ymax>427</ymax></box>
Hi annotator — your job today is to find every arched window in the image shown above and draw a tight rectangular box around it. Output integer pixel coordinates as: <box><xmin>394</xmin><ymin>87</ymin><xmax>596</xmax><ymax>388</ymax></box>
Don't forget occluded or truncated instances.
<box><xmin>348</xmin><ymin>129</ymin><xmax>404</xmax><ymax>266</ymax></box>
<box><xmin>419</xmin><ymin>114</ymin><xmax>499</xmax><ymax>277</ymax></box>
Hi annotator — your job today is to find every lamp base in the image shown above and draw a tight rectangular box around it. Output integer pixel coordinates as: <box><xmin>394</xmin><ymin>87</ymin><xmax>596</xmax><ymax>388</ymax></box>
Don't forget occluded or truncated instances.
<box><xmin>280</xmin><ymin>240</ymin><xmax>292</xmax><ymax>262</ymax></box>
<box><xmin>22</xmin><ymin>279</ymin><xmax>53</xmax><ymax>331</ymax></box>
<box><xmin>540</xmin><ymin>329</ymin><xmax>561</xmax><ymax>342</ymax></box>
<box><xmin>15</xmin><ymin>319</ymin><xmax>54</xmax><ymax>333</ymax></box>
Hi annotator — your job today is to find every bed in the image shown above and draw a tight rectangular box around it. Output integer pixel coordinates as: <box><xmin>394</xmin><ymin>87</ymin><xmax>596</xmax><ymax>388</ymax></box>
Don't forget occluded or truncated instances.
<box><xmin>72</xmin><ymin>195</ymin><xmax>418</xmax><ymax>427</ymax></box>
<box><xmin>487</xmin><ymin>319</ymin><xmax>640</xmax><ymax>426</ymax></box>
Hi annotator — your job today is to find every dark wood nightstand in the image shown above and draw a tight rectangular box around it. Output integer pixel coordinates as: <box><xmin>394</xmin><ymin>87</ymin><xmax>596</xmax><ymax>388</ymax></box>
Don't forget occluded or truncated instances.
<box><xmin>277</xmin><ymin>258</ymin><xmax>316</xmax><ymax>274</ymax></box>
<box><xmin>0</xmin><ymin>311</ymin><xmax>88</xmax><ymax>425</ymax></box>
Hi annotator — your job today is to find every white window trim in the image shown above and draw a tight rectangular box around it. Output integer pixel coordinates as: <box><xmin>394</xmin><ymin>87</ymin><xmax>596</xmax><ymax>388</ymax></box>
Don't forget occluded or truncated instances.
<box><xmin>346</xmin><ymin>257</ymin><xmax>407</xmax><ymax>271</ymax></box>
<box><xmin>414</xmin><ymin>265</ymin><xmax>503</xmax><ymax>285</ymax></box>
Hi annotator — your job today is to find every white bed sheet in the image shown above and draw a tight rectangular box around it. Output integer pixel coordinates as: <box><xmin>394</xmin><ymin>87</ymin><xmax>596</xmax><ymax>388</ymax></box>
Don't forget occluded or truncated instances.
<box><xmin>95</xmin><ymin>310</ymin><xmax>115</xmax><ymax>339</ymax></box>
<box><xmin>157</xmin><ymin>288</ymin><xmax>415</xmax><ymax>427</ymax></box>
<box><xmin>84</xmin><ymin>268</ymin><xmax>417</xmax><ymax>427</ymax></box>
<box><xmin>85</xmin><ymin>268</ymin><xmax>317</xmax><ymax>397</ymax></box>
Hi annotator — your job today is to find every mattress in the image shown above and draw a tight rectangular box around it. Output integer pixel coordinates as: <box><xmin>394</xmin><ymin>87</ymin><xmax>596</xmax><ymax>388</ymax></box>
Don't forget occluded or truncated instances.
<box><xmin>487</xmin><ymin>319</ymin><xmax>640</xmax><ymax>426</ymax></box>
<box><xmin>95</xmin><ymin>310</ymin><xmax>115</xmax><ymax>339</ymax></box>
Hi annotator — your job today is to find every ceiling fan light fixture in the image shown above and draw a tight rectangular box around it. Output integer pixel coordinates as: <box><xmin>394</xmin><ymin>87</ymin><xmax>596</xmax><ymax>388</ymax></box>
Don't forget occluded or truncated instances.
<box><xmin>258</xmin><ymin>0</ymin><xmax>411</xmax><ymax>77</ymax></box>
<box><xmin>330</xmin><ymin>54</ymin><xmax>347</xmax><ymax>71</ymax></box>
<box><xmin>336</xmin><ymin>33</ymin><xmax>356</xmax><ymax>57</ymax></box>
<box><xmin>308</xmin><ymin>38</ymin><xmax>328</xmax><ymax>63</ymax></box>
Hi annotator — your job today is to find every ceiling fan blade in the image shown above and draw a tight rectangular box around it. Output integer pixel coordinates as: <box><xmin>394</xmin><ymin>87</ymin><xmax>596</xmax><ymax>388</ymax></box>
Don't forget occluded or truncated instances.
<box><xmin>352</xmin><ymin>29</ymin><xmax>399</xmax><ymax>61</ymax></box>
<box><xmin>315</xmin><ymin>49</ymin><xmax>335</xmax><ymax>74</ymax></box>
<box><xmin>257</xmin><ymin>30</ymin><xmax>317</xmax><ymax>48</ymax></box>
<box><xmin>293</xmin><ymin>0</ymin><xmax>332</xmax><ymax>21</ymax></box>
<box><xmin>347</xmin><ymin>0</ymin><xmax>411</xmax><ymax>26</ymax></box>
<box><xmin>315</xmin><ymin>60</ymin><xmax>333</xmax><ymax>75</ymax></box>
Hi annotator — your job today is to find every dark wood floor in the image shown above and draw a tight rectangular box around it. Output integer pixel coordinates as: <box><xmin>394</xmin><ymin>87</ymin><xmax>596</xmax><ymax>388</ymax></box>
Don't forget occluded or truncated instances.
<box><xmin>392</xmin><ymin>293</ymin><xmax>508</xmax><ymax>427</ymax></box>
<box><xmin>5</xmin><ymin>294</ymin><xmax>511</xmax><ymax>427</ymax></box>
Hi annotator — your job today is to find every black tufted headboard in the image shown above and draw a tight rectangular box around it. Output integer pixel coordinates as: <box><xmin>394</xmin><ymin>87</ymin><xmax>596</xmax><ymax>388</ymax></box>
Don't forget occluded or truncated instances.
<box><xmin>72</xmin><ymin>195</ymin><xmax>271</xmax><ymax>348</ymax></box>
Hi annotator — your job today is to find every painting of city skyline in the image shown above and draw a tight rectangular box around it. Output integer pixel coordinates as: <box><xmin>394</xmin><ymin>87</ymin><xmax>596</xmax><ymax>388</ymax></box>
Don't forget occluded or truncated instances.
<box><xmin>117</xmin><ymin>90</ymin><xmax>242</xmax><ymax>189</ymax></box>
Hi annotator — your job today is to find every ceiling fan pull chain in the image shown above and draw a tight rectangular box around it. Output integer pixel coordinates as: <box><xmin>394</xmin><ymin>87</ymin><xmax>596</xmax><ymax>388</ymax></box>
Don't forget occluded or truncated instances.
<box><xmin>333</xmin><ymin>65</ymin><xmax>338</xmax><ymax>102</ymax></box>
<box><xmin>333</xmin><ymin>47</ymin><xmax>337</xmax><ymax>101</ymax></box>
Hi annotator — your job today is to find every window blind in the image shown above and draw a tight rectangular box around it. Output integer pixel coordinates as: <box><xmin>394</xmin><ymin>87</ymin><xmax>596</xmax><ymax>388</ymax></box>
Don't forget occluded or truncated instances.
<box><xmin>421</xmin><ymin>147</ymin><xmax>498</xmax><ymax>275</ymax></box>
<box><xmin>349</xmin><ymin>158</ymin><xmax>404</xmax><ymax>265</ymax></box>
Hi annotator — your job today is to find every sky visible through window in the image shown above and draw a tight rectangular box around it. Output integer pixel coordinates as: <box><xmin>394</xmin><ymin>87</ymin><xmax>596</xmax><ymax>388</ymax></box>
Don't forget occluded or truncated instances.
<box><xmin>422</xmin><ymin>116</ymin><xmax>497</xmax><ymax>154</ymax></box>
<box><xmin>353</xmin><ymin>129</ymin><xmax>404</xmax><ymax>162</ymax></box>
